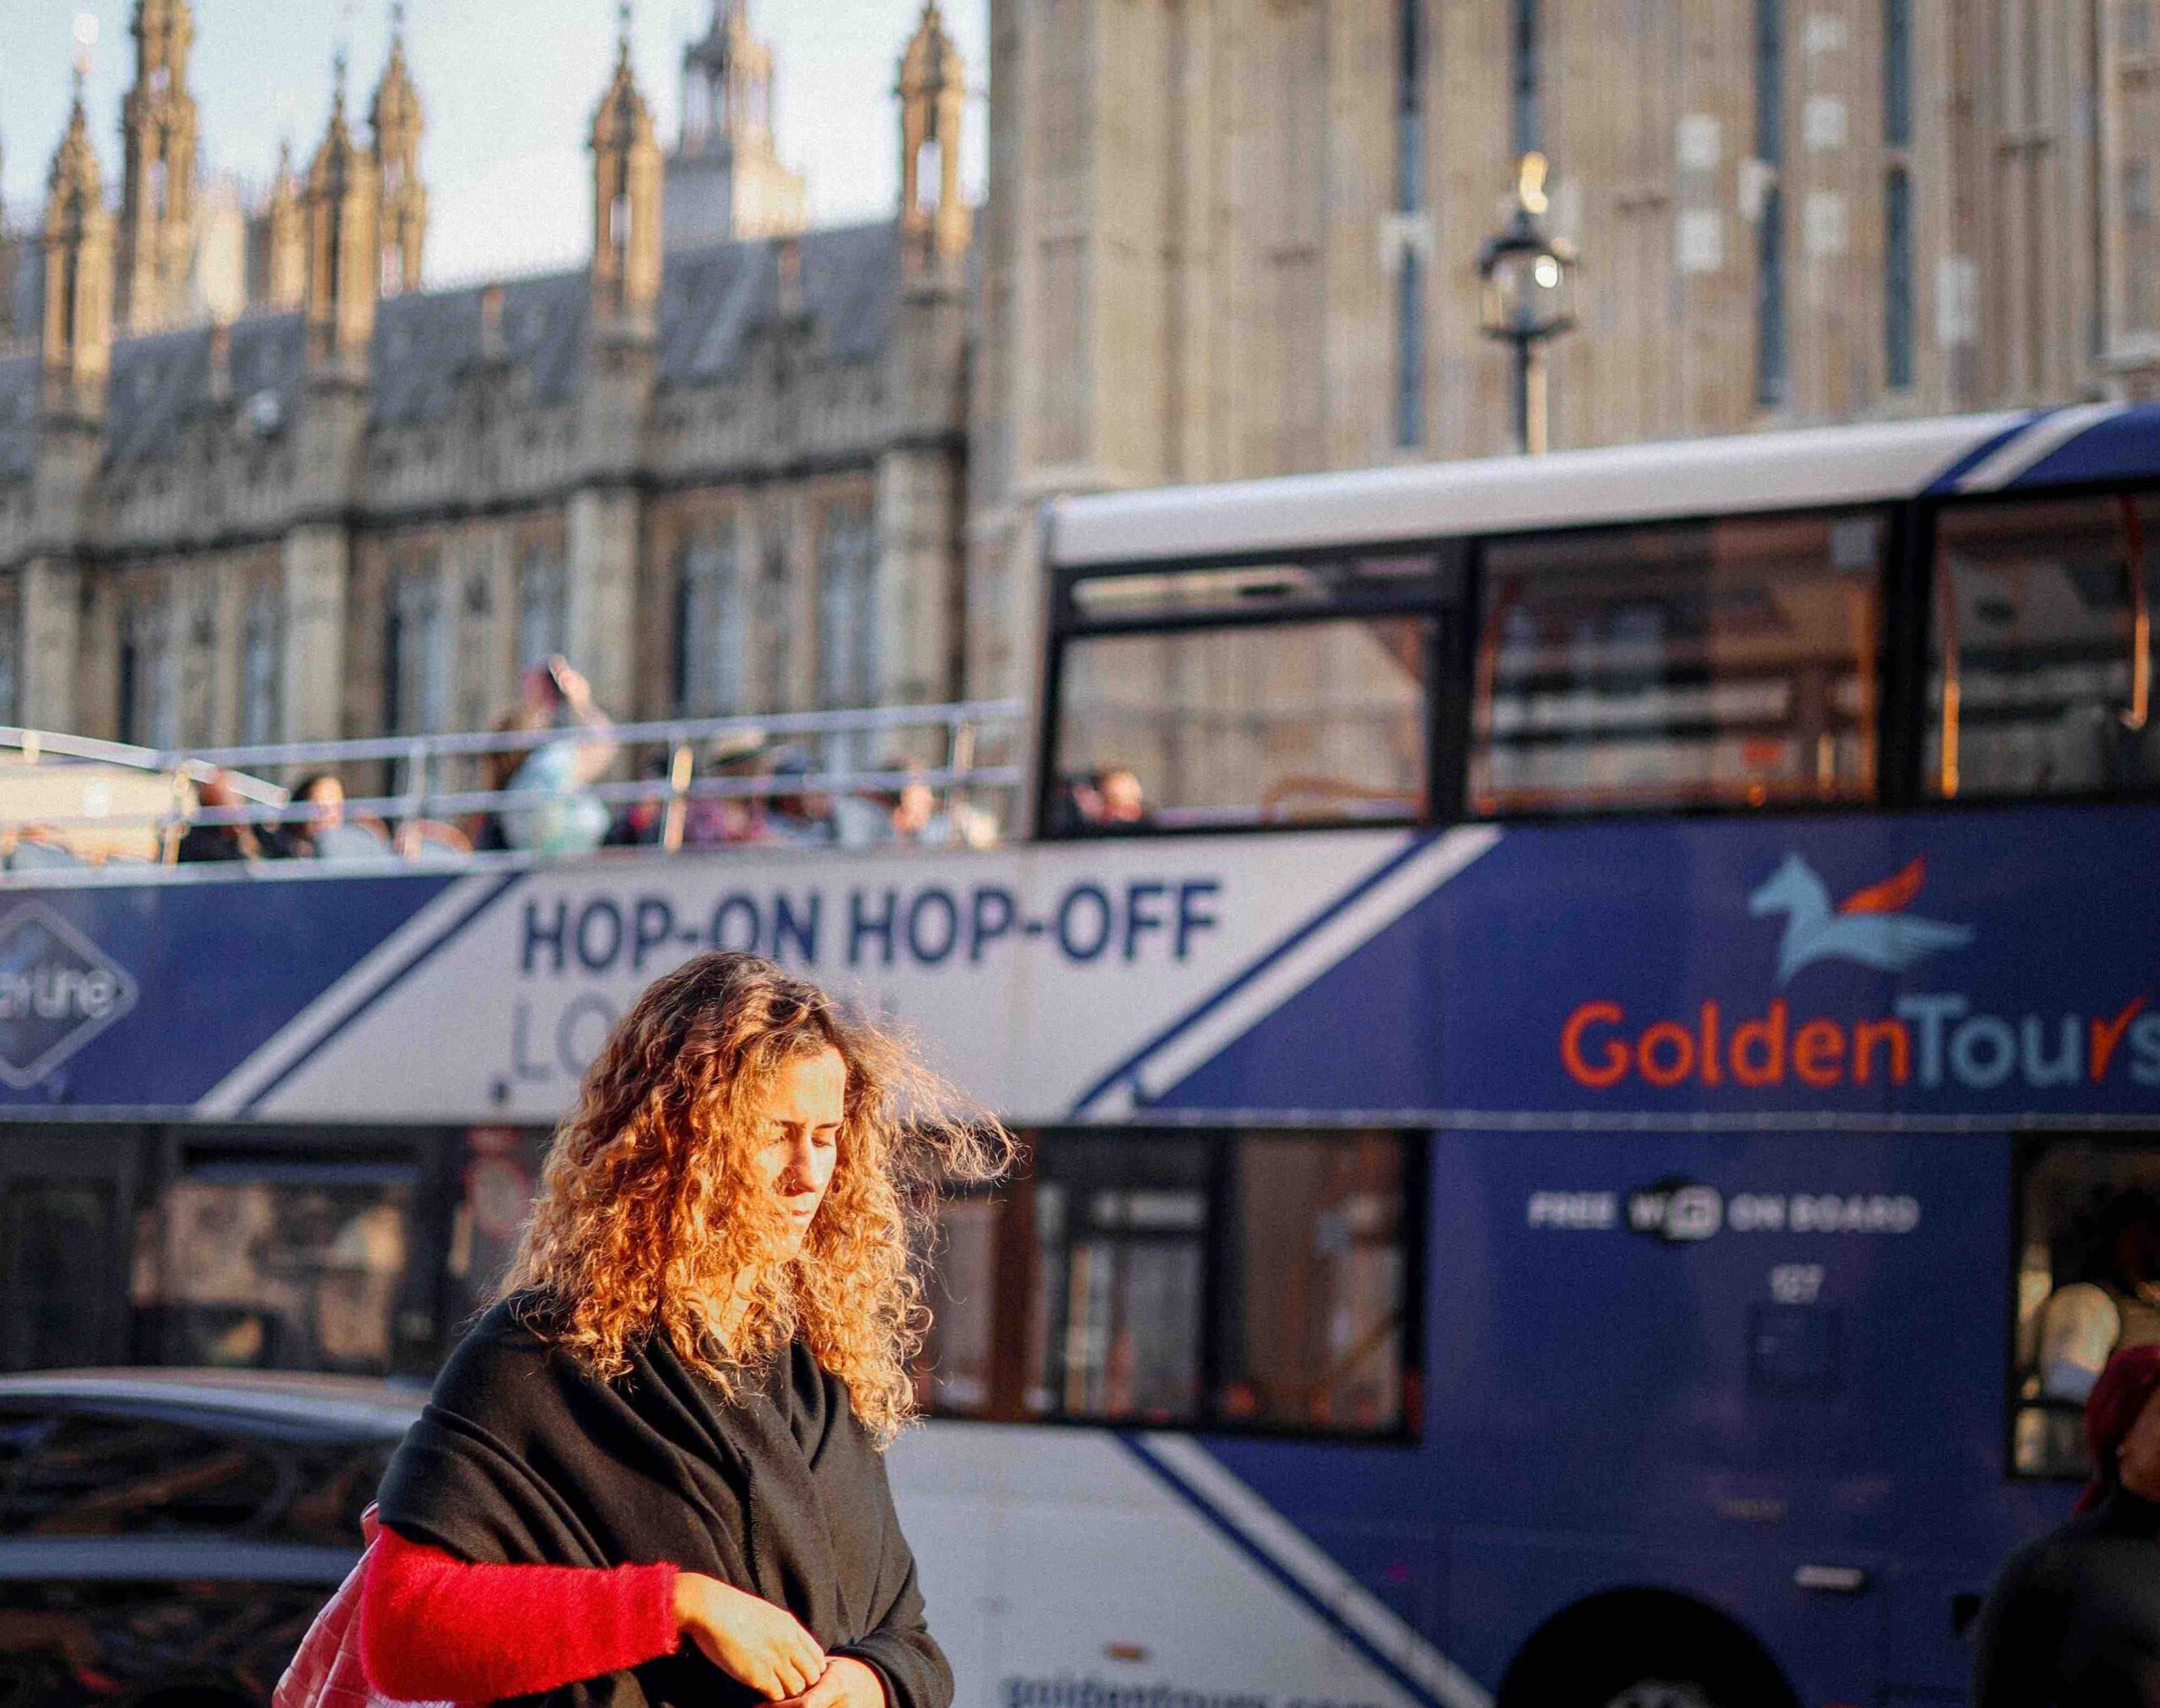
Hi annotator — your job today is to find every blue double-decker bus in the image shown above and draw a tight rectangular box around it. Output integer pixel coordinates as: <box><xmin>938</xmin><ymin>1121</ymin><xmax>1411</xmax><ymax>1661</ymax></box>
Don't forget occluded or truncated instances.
<box><xmin>0</xmin><ymin>403</ymin><xmax>2154</xmax><ymax>1708</ymax></box>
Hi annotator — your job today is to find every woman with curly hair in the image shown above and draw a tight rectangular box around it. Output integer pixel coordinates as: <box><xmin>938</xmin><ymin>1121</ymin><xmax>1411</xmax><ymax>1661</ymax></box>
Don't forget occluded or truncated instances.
<box><xmin>356</xmin><ymin>950</ymin><xmax>1008</xmax><ymax>1708</ymax></box>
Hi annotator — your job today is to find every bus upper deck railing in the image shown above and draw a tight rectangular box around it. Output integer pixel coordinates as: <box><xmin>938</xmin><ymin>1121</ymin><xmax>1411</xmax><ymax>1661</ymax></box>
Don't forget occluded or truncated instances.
<box><xmin>0</xmin><ymin>699</ymin><xmax>1025</xmax><ymax>868</ymax></box>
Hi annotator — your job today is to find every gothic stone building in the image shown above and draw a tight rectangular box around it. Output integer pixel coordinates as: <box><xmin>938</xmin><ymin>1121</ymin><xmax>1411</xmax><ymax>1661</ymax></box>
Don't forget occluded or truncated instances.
<box><xmin>0</xmin><ymin>1</ymin><xmax>971</xmax><ymax>758</ymax></box>
<box><xmin>964</xmin><ymin>0</ymin><xmax>2160</xmax><ymax>697</ymax></box>
<box><xmin>8</xmin><ymin>0</ymin><xmax>2160</xmax><ymax>756</ymax></box>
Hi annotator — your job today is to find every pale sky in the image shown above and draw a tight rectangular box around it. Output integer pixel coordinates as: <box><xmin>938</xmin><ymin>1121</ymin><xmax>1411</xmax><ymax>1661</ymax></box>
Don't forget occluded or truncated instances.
<box><xmin>0</xmin><ymin>1</ymin><xmax>989</xmax><ymax>282</ymax></box>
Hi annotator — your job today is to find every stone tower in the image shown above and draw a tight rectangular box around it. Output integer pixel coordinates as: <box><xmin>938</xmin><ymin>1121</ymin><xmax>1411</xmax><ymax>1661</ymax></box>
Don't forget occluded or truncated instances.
<box><xmin>882</xmin><ymin>2</ymin><xmax>974</xmax><ymax>720</ymax></box>
<box><xmin>370</xmin><ymin>3</ymin><xmax>427</xmax><ymax>295</ymax></box>
<box><xmin>256</xmin><ymin>142</ymin><xmax>306</xmax><ymax>312</ymax></box>
<box><xmin>897</xmin><ymin>2</ymin><xmax>969</xmax><ymax>282</ymax></box>
<box><xmin>25</xmin><ymin>63</ymin><xmax>115</xmax><ymax>736</ymax></box>
<box><xmin>589</xmin><ymin>14</ymin><xmax>663</xmax><ymax>343</ymax></box>
<box><xmin>116</xmin><ymin>0</ymin><xmax>199</xmax><ymax>333</ymax></box>
<box><xmin>571</xmin><ymin>9</ymin><xmax>665</xmax><ymax>716</ymax></box>
<box><xmin>302</xmin><ymin>55</ymin><xmax>380</xmax><ymax>381</ymax></box>
<box><xmin>665</xmin><ymin>0</ymin><xmax>805</xmax><ymax>248</ymax></box>
<box><xmin>41</xmin><ymin>75</ymin><xmax>114</xmax><ymax>419</ymax></box>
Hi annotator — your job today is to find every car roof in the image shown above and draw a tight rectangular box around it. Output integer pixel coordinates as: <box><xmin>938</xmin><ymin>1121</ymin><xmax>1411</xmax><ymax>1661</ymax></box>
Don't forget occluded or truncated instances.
<box><xmin>0</xmin><ymin>1368</ymin><xmax>426</xmax><ymax>1437</ymax></box>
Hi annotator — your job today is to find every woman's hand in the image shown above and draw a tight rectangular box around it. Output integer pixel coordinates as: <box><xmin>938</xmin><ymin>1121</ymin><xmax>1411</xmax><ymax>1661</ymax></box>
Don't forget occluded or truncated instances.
<box><xmin>775</xmin><ymin>1655</ymin><xmax>888</xmax><ymax>1708</ymax></box>
<box><xmin>672</xmin><ymin>1572</ymin><xmax>827</xmax><ymax>1700</ymax></box>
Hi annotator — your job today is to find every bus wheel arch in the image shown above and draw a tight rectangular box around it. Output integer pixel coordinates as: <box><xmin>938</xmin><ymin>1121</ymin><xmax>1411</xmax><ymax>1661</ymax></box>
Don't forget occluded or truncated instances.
<box><xmin>1494</xmin><ymin>1587</ymin><xmax>1799</xmax><ymax>1708</ymax></box>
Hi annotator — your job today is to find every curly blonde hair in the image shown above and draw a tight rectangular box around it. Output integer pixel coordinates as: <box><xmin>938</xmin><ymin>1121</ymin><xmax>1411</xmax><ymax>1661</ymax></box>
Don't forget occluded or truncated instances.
<box><xmin>500</xmin><ymin>951</ymin><xmax>1010</xmax><ymax>1441</ymax></box>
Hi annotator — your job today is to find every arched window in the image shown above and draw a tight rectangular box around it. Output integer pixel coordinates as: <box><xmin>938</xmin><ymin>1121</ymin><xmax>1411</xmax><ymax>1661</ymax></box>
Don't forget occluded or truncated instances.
<box><xmin>815</xmin><ymin>501</ymin><xmax>878</xmax><ymax>711</ymax></box>
<box><xmin>1753</xmin><ymin>0</ymin><xmax>1788</xmax><ymax>408</ymax></box>
<box><xmin>515</xmin><ymin>548</ymin><xmax>567</xmax><ymax>671</ymax></box>
<box><xmin>385</xmin><ymin>559</ymin><xmax>446</xmax><ymax>734</ymax></box>
<box><xmin>754</xmin><ymin>533</ymin><xmax>791</xmax><ymax>712</ymax></box>
<box><xmin>240</xmin><ymin>586</ymin><xmax>280</xmax><ymax>747</ymax></box>
<box><xmin>673</xmin><ymin>527</ymin><xmax>743</xmax><ymax>716</ymax></box>
<box><xmin>120</xmin><ymin>597</ymin><xmax>177</xmax><ymax>750</ymax></box>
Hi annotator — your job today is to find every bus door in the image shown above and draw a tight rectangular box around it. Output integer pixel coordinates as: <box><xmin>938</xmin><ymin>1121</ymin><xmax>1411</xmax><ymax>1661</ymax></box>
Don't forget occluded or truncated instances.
<box><xmin>0</xmin><ymin>1127</ymin><xmax>138</xmax><ymax>1371</ymax></box>
<box><xmin>1433</xmin><ymin>1125</ymin><xmax>2003</xmax><ymax>1701</ymax></box>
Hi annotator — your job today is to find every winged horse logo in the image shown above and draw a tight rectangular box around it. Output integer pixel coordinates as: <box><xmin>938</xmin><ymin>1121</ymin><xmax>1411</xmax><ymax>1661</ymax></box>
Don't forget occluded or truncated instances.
<box><xmin>1747</xmin><ymin>854</ymin><xmax>1975</xmax><ymax>985</ymax></box>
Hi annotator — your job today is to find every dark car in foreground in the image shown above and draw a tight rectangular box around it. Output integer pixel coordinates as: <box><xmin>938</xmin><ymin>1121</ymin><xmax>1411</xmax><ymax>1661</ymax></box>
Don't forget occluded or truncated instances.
<box><xmin>0</xmin><ymin>1370</ymin><xmax>420</xmax><ymax>1708</ymax></box>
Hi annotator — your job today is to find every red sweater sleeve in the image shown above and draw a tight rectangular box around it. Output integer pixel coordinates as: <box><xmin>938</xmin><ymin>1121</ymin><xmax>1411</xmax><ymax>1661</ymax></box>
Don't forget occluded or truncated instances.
<box><xmin>358</xmin><ymin>1526</ymin><xmax>680</xmax><ymax>1704</ymax></box>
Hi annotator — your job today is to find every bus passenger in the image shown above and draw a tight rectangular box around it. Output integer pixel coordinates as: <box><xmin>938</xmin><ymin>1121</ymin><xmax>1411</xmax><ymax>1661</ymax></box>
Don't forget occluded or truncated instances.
<box><xmin>354</xmin><ymin>953</ymin><xmax>1010</xmax><ymax>1708</ymax></box>
<box><xmin>1048</xmin><ymin>766</ymin><xmax>1148</xmax><ymax>834</ymax></box>
<box><xmin>2036</xmin><ymin>1192</ymin><xmax>2160</xmax><ymax>1406</ymax></box>
<box><xmin>1972</xmin><ymin>1345</ymin><xmax>2160</xmax><ymax>1707</ymax></box>
<box><xmin>493</xmin><ymin>656</ymin><xmax>618</xmax><ymax>857</ymax></box>
<box><xmin>763</xmin><ymin>745</ymin><xmax>835</xmax><ymax>846</ymax></box>
<box><xmin>1096</xmin><ymin>765</ymin><xmax>1148</xmax><ymax>827</ymax></box>
<box><xmin>675</xmin><ymin>732</ymin><xmax>775</xmax><ymax>848</ymax></box>
<box><xmin>176</xmin><ymin>773</ymin><xmax>262</xmax><ymax>862</ymax></box>
<box><xmin>260</xmin><ymin>773</ymin><xmax>345</xmax><ymax>860</ymax></box>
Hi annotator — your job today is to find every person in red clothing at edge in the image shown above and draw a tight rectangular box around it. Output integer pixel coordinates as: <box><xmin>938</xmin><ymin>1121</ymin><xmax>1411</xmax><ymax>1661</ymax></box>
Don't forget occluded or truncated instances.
<box><xmin>359</xmin><ymin>951</ymin><xmax>1011</xmax><ymax>1708</ymax></box>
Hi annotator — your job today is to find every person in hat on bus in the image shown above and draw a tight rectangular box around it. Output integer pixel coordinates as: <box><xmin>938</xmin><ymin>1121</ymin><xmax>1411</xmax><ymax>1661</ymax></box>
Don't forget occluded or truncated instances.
<box><xmin>354</xmin><ymin>952</ymin><xmax>1009</xmax><ymax>1708</ymax></box>
<box><xmin>1972</xmin><ymin>1343</ymin><xmax>2160</xmax><ymax>1706</ymax></box>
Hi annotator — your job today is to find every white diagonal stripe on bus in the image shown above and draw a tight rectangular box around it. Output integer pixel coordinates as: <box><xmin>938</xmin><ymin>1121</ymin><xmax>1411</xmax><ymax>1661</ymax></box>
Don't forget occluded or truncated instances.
<box><xmin>1953</xmin><ymin>402</ymin><xmax>2123</xmax><ymax>491</ymax></box>
<box><xmin>195</xmin><ymin>873</ymin><xmax>521</xmax><ymax>1118</ymax></box>
<box><xmin>1137</xmin><ymin>1434</ymin><xmax>1493</xmax><ymax>1708</ymax></box>
<box><xmin>1077</xmin><ymin>827</ymin><xmax>1500</xmax><ymax>1118</ymax></box>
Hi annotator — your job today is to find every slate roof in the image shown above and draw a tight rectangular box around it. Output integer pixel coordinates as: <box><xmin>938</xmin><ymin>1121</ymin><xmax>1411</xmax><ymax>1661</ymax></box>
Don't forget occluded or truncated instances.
<box><xmin>659</xmin><ymin>219</ymin><xmax>897</xmax><ymax>381</ymax></box>
<box><xmin>0</xmin><ymin>218</ymin><xmax>901</xmax><ymax>478</ymax></box>
<box><xmin>103</xmin><ymin>311</ymin><xmax>305</xmax><ymax>467</ymax></box>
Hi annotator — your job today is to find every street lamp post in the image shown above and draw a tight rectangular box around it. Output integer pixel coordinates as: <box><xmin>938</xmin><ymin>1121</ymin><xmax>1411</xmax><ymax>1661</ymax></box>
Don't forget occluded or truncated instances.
<box><xmin>1477</xmin><ymin>154</ymin><xmax>1579</xmax><ymax>455</ymax></box>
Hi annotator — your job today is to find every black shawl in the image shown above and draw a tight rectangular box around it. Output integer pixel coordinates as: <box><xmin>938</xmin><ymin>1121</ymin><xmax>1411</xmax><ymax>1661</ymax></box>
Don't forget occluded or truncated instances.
<box><xmin>375</xmin><ymin>1295</ymin><xmax>952</xmax><ymax>1708</ymax></box>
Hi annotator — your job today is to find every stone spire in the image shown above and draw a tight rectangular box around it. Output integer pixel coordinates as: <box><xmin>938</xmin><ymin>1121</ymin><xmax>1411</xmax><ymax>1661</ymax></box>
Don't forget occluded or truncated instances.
<box><xmin>590</xmin><ymin>6</ymin><xmax>662</xmax><ymax>342</ymax></box>
<box><xmin>897</xmin><ymin>1</ymin><xmax>969</xmax><ymax>279</ymax></box>
<box><xmin>303</xmin><ymin>51</ymin><xmax>381</xmax><ymax>379</ymax></box>
<box><xmin>116</xmin><ymin>0</ymin><xmax>199</xmax><ymax>332</ymax></box>
<box><xmin>370</xmin><ymin>2</ymin><xmax>426</xmax><ymax>295</ymax></box>
<box><xmin>665</xmin><ymin>0</ymin><xmax>803</xmax><ymax>246</ymax></box>
<box><xmin>259</xmin><ymin>139</ymin><xmax>306</xmax><ymax>311</ymax></box>
<box><xmin>42</xmin><ymin>62</ymin><xmax>114</xmax><ymax>418</ymax></box>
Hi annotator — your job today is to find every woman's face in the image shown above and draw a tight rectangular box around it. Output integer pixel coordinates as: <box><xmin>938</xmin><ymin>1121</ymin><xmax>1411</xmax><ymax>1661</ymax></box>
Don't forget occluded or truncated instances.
<box><xmin>751</xmin><ymin>1046</ymin><xmax>845</xmax><ymax>1256</ymax></box>
<box><xmin>305</xmin><ymin>776</ymin><xmax>345</xmax><ymax>829</ymax></box>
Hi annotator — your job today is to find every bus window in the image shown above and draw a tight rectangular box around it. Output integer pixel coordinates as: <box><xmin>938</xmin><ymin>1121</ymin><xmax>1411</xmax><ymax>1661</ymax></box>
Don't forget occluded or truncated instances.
<box><xmin>0</xmin><ymin>1181</ymin><xmax>122</xmax><ymax>1371</ymax></box>
<box><xmin>1219</xmin><ymin>1132</ymin><xmax>1407</xmax><ymax>1431</ymax></box>
<box><xmin>1925</xmin><ymin>493</ymin><xmax>2159</xmax><ymax>799</ymax></box>
<box><xmin>919</xmin><ymin>1195</ymin><xmax>999</xmax><ymax>1414</ymax></box>
<box><xmin>1049</xmin><ymin>554</ymin><xmax>1446</xmax><ymax>833</ymax></box>
<box><xmin>2012</xmin><ymin>1135</ymin><xmax>2160</xmax><ymax>1479</ymax></box>
<box><xmin>1469</xmin><ymin>510</ymin><xmax>1883</xmax><ymax>814</ymax></box>
<box><xmin>1031</xmin><ymin>1134</ymin><xmax>1211</xmax><ymax>1419</ymax></box>
<box><xmin>133</xmin><ymin>1168</ymin><xmax>415</xmax><ymax>1376</ymax></box>
<box><xmin>915</xmin><ymin>1129</ymin><xmax>1418</xmax><ymax>1436</ymax></box>
<box><xmin>444</xmin><ymin>1127</ymin><xmax>548</xmax><ymax>1329</ymax></box>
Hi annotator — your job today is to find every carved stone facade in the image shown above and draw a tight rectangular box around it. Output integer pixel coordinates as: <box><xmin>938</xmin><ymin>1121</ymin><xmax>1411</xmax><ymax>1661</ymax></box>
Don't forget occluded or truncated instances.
<box><xmin>963</xmin><ymin>0</ymin><xmax>2160</xmax><ymax>700</ymax></box>
<box><xmin>2</xmin><ymin>0</ymin><xmax>297</xmax><ymax>343</ymax></box>
<box><xmin>19</xmin><ymin>0</ymin><xmax>2156</xmax><ymax>742</ymax></box>
<box><xmin>0</xmin><ymin>1</ymin><xmax>972</xmax><ymax>765</ymax></box>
